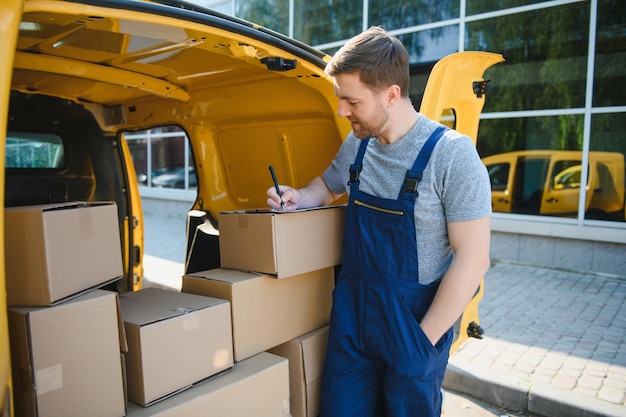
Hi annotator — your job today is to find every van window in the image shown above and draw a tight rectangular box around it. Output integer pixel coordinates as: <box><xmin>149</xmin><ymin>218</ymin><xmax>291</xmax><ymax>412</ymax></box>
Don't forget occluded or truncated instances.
<box><xmin>124</xmin><ymin>126</ymin><xmax>197</xmax><ymax>191</ymax></box>
<box><xmin>440</xmin><ymin>108</ymin><xmax>457</xmax><ymax>129</ymax></box>
<box><xmin>551</xmin><ymin>160</ymin><xmax>582</xmax><ymax>190</ymax></box>
<box><xmin>6</xmin><ymin>131</ymin><xmax>64</xmax><ymax>169</ymax></box>
<box><xmin>515</xmin><ymin>157</ymin><xmax>550</xmax><ymax>214</ymax></box>
<box><xmin>487</xmin><ymin>163</ymin><xmax>509</xmax><ymax>191</ymax></box>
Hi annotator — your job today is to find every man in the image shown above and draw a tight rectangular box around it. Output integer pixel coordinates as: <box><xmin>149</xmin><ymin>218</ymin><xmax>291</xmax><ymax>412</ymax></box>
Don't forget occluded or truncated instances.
<box><xmin>267</xmin><ymin>26</ymin><xmax>491</xmax><ymax>417</ymax></box>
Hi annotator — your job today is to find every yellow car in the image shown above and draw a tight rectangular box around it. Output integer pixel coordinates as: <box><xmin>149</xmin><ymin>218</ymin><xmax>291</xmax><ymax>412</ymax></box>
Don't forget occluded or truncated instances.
<box><xmin>0</xmin><ymin>1</ymin><xmax>503</xmax><ymax>414</ymax></box>
<box><xmin>483</xmin><ymin>150</ymin><xmax>625</xmax><ymax>220</ymax></box>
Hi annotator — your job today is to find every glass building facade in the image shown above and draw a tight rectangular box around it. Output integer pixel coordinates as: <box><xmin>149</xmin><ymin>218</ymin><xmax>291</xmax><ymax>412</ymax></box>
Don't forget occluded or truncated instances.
<box><xmin>136</xmin><ymin>0</ymin><xmax>623</xmax><ymax>266</ymax></box>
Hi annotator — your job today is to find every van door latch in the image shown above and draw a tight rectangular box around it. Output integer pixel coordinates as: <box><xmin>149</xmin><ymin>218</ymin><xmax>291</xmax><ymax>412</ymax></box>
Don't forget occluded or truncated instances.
<box><xmin>261</xmin><ymin>57</ymin><xmax>297</xmax><ymax>71</ymax></box>
<box><xmin>467</xmin><ymin>321</ymin><xmax>484</xmax><ymax>339</ymax></box>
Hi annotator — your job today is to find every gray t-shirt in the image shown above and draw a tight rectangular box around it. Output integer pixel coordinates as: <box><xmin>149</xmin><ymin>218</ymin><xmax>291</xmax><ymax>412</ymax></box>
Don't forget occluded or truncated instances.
<box><xmin>323</xmin><ymin>115</ymin><xmax>491</xmax><ymax>284</ymax></box>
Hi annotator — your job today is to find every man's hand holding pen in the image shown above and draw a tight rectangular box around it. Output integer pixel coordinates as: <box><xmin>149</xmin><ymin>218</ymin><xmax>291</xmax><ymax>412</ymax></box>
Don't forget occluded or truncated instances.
<box><xmin>266</xmin><ymin>182</ymin><xmax>300</xmax><ymax>211</ymax></box>
<box><xmin>267</xmin><ymin>175</ymin><xmax>339</xmax><ymax>211</ymax></box>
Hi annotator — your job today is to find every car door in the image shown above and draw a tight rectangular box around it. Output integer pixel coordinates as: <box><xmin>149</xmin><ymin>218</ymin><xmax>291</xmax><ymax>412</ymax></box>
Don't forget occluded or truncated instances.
<box><xmin>483</xmin><ymin>153</ymin><xmax>516</xmax><ymax>213</ymax></box>
<box><xmin>0</xmin><ymin>1</ymin><xmax>23</xmax><ymax>415</ymax></box>
<box><xmin>420</xmin><ymin>51</ymin><xmax>504</xmax><ymax>353</ymax></box>
<box><xmin>541</xmin><ymin>155</ymin><xmax>584</xmax><ymax>217</ymax></box>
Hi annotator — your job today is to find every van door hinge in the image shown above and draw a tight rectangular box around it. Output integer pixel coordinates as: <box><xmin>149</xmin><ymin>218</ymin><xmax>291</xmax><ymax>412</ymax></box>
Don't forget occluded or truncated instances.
<box><xmin>473</xmin><ymin>80</ymin><xmax>491</xmax><ymax>98</ymax></box>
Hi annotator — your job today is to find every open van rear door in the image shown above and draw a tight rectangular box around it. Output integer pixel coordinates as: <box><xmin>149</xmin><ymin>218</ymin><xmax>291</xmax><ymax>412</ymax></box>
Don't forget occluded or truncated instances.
<box><xmin>0</xmin><ymin>1</ymin><xmax>23</xmax><ymax>415</ymax></box>
<box><xmin>420</xmin><ymin>51</ymin><xmax>504</xmax><ymax>353</ymax></box>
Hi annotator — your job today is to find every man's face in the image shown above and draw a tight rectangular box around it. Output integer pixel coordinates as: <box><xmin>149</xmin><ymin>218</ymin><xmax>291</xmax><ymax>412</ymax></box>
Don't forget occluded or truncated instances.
<box><xmin>333</xmin><ymin>72</ymin><xmax>389</xmax><ymax>140</ymax></box>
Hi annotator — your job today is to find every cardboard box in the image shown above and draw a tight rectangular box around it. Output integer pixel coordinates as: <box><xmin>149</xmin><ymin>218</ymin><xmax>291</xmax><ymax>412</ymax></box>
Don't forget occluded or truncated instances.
<box><xmin>218</xmin><ymin>205</ymin><xmax>345</xmax><ymax>278</ymax></box>
<box><xmin>119</xmin><ymin>288</ymin><xmax>233</xmax><ymax>406</ymax></box>
<box><xmin>268</xmin><ymin>326</ymin><xmax>329</xmax><ymax>417</ymax></box>
<box><xmin>8</xmin><ymin>290</ymin><xmax>126</xmax><ymax>417</ymax></box>
<box><xmin>125</xmin><ymin>352</ymin><xmax>289</xmax><ymax>417</ymax></box>
<box><xmin>5</xmin><ymin>201</ymin><xmax>123</xmax><ymax>306</ymax></box>
<box><xmin>182</xmin><ymin>268</ymin><xmax>334</xmax><ymax>362</ymax></box>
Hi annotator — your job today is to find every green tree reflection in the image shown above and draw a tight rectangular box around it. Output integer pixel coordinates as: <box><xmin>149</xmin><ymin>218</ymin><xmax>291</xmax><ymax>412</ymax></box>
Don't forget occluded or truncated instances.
<box><xmin>235</xmin><ymin>0</ymin><xmax>289</xmax><ymax>36</ymax></box>
<box><xmin>467</xmin><ymin>3</ymin><xmax>589</xmax><ymax>157</ymax></box>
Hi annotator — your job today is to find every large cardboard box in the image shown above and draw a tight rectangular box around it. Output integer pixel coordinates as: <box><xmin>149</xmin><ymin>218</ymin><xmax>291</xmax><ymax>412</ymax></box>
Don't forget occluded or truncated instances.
<box><xmin>182</xmin><ymin>267</ymin><xmax>334</xmax><ymax>362</ymax></box>
<box><xmin>119</xmin><ymin>288</ymin><xmax>233</xmax><ymax>406</ymax></box>
<box><xmin>5</xmin><ymin>201</ymin><xmax>123</xmax><ymax>306</ymax></box>
<box><xmin>268</xmin><ymin>326</ymin><xmax>329</xmax><ymax>417</ymax></box>
<box><xmin>8</xmin><ymin>290</ymin><xmax>126</xmax><ymax>417</ymax></box>
<box><xmin>218</xmin><ymin>205</ymin><xmax>345</xmax><ymax>278</ymax></box>
<box><xmin>125</xmin><ymin>352</ymin><xmax>289</xmax><ymax>417</ymax></box>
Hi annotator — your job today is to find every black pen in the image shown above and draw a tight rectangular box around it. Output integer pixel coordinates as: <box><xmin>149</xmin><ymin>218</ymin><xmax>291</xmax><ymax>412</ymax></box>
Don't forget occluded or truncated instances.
<box><xmin>268</xmin><ymin>165</ymin><xmax>286</xmax><ymax>211</ymax></box>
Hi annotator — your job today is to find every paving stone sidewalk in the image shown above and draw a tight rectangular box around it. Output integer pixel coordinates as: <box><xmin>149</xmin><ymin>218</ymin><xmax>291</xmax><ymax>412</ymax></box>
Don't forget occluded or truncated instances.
<box><xmin>444</xmin><ymin>261</ymin><xmax>626</xmax><ymax>417</ymax></box>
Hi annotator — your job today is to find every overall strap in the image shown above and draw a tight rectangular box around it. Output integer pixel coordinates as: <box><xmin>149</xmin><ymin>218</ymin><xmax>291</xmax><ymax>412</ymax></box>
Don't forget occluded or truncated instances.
<box><xmin>400</xmin><ymin>126</ymin><xmax>447</xmax><ymax>198</ymax></box>
<box><xmin>348</xmin><ymin>138</ymin><xmax>370</xmax><ymax>190</ymax></box>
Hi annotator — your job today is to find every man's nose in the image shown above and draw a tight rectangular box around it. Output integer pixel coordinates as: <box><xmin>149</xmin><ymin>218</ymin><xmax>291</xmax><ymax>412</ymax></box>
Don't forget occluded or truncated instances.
<box><xmin>338</xmin><ymin>101</ymin><xmax>351</xmax><ymax>117</ymax></box>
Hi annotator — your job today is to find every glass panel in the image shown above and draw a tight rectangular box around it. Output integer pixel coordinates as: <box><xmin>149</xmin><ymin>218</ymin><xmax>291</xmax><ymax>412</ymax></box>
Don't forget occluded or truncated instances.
<box><xmin>369</xmin><ymin>0</ymin><xmax>459</xmax><ymax>30</ymax></box>
<box><xmin>235</xmin><ymin>0</ymin><xmax>289</xmax><ymax>36</ymax></box>
<box><xmin>478</xmin><ymin>115</ymin><xmax>587</xmax><ymax>217</ymax></box>
<box><xmin>478</xmin><ymin>115</ymin><xmax>584</xmax><ymax>157</ymax></box>
<box><xmin>6</xmin><ymin>131</ymin><xmax>65</xmax><ymax>168</ymax></box>
<box><xmin>586</xmin><ymin>113</ymin><xmax>626</xmax><ymax>222</ymax></box>
<box><xmin>593</xmin><ymin>0</ymin><xmax>626</xmax><ymax>107</ymax></box>
<box><xmin>404</xmin><ymin>26</ymin><xmax>459</xmax><ymax>107</ymax></box>
<box><xmin>400</xmin><ymin>26</ymin><xmax>459</xmax><ymax>65</ymax></box>
<box><xmin>126</xmin><ymin>133</ymin><xmax>149</xmax><ymax>184</ymax></box>
<box><xmin>125</xmin><ymin>127</ymin><xmax>197</xmax><ymax>190</ymax></box>
<box><xmin>467</xmin><ymin>0</ymin><xmax>550</xmax><ymax>15</ymax></box>
<box><xmin>294</xmin><ymin>0</ymin><xmax>362</xmax><ymax>46</ymax></box>
<box><xmin>466</xmin><ymin>2</ymin><xmax>590</xmax><ymax>112</ymax></box>
<box><xmin>202</xmin><ymin>0</ymin><xmax>233</xmax><ymax>14</ymax></box>
<box><xmin>186</xmin><ymin>0</ymin><xmax>232</xmax><ymax>14</ymax></box>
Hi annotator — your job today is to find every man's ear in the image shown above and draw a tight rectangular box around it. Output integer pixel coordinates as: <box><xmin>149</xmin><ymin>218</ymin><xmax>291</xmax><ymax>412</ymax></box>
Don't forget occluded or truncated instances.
<box><xmin>386</xmin><ymin>84</ymin><xmax>402</xmax><ymax>106</ymax></box>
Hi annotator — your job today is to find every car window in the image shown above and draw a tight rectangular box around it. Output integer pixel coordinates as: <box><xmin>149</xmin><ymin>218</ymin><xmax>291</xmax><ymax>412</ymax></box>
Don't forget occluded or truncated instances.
<box><xmin>551</xmin><ymin>160</ymin><xmax>582</xmax><ymax>190</ymax></box>
<box><xmin>6</xmin><ymin>131</ymin><xmax>65</xmax><ymax>169</ymax></box>
<box><xmin>487</xmin><ymin>162</ymin><xmax>510</xmax><ymax>191</ymax></box>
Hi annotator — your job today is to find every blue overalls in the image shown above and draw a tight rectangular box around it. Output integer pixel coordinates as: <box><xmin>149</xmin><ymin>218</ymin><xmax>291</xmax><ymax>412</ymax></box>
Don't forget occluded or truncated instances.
<box><xmin>320</xmin><ymin>127</ymin><xmax>453</xmax><ymax>417</ymax></box>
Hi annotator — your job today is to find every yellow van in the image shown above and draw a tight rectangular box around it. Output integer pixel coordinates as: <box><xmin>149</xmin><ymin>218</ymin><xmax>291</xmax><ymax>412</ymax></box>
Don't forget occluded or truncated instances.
<box><xmin>482</xmin><ymin>150</ymin><xmax>625</xmax><ymax>220</ymax></box>
<box><xmin>0</xmin><ymin>1</ymin><xmax>502</xmax><ymax>414</ymax></box>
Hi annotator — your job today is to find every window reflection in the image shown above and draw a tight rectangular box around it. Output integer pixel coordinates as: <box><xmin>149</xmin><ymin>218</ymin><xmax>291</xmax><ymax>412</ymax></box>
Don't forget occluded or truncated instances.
<box><xmin>593</xmin><ymin>0</ymin><xmax>626</xmax><ymax>107</ymax></box>
<box><xmin>293</xmin><ymin>0</ymin><xmax>362</xmax><ymax>45</ymax></box>
<box><xmin>477</xmin><ymin>115</ymin><xmax>584</xmax><ymax>158</ymax></box>
<box><xmin>482</xmin><ymin>149</ymin><xmax>625</xmax><ymax>221</ymax></box>
<box><xmin>369</xmin><ymin>0</ymin><xmax>459</xmax><ymax>29</ymax></box>
<box><xmin>587</xmin><ymin>113</ymin><xmax>626</xmax><ymax>221</ymax></box>
<box><xmin>399</xmin><ymin>26</ymin><xmax>459</xmax><ymax>65</ymax></box>
<box><xmin>467</xmin><ymin>2</ymin><xmax>590</xmax><ymax>112</ymax></box>
<box><xmin>467</xmin><ymin>0</ymin><xmax>548</xmax><ymax>16</ymax></box>
<box><xmin>235</xmin><ymin>0</ymin><xmax>289</xmax><ymax>36</ymax></box>
<box><xmin>479</xmin><ymin>113</ymin><xmax>626</xmax><ymax>222</ymax></box>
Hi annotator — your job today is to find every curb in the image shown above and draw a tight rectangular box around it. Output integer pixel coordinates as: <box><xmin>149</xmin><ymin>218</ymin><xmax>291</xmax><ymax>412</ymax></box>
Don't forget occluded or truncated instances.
<box><xmin>443</xmin><ymin>364</ymin><xmax>626</xmax><ymax>417</ymax></box>
<box><xmin>443</xmin><ymin>363</ymin><xmax>529</xmax><ymax>414</ymax></box>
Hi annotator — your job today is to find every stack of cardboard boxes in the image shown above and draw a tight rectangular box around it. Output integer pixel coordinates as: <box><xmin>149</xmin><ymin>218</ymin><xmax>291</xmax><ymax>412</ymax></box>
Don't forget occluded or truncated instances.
<box><xmin>5</xmin><ymin>202</ymin><xmax>128</xmax><ymax>417</ymax></box>
<box><xmin>5</xmin><ymin>203</ymin><xmax>345</xmax><ymax>417</ymax></box>
<box><xmin>179</xmin><ymin>206</ymin><xmax>345</xmax><ymax>417</ymax></box>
